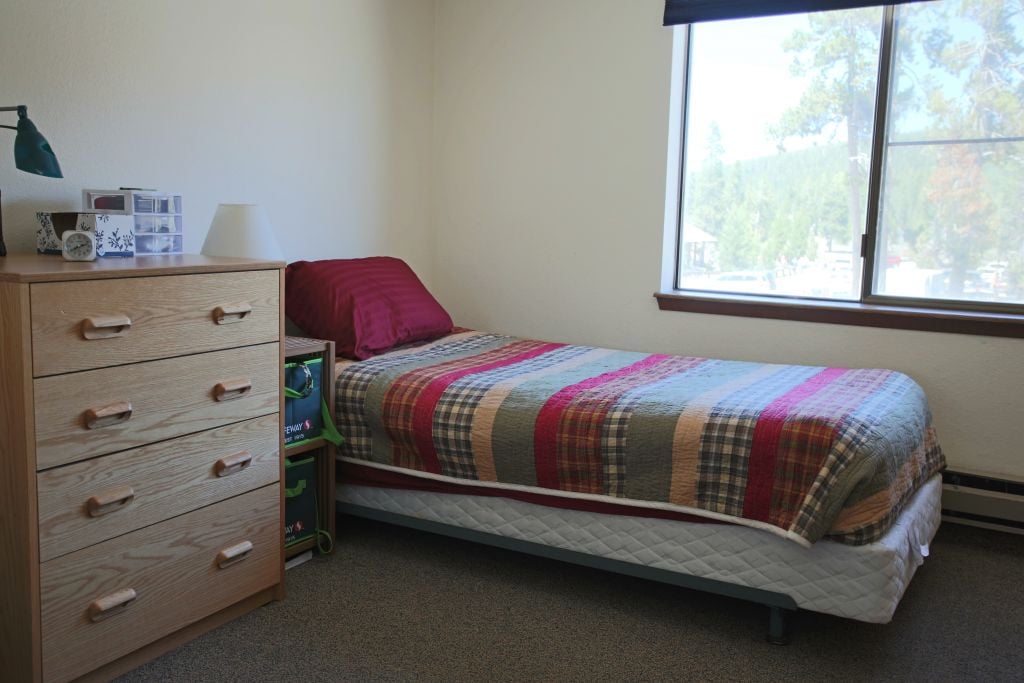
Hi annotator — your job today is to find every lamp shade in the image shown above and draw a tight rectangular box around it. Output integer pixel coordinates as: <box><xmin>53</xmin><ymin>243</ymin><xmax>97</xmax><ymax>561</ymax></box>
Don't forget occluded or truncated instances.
<box><xmin>14</xmin><ymin>106</ymin><xmax>62</xmax><ymax>178</ymax></box>
<box><xmin>201</xmin><ymin>203</ymin><xmax>284</xmax><ymax>261</ymax></box>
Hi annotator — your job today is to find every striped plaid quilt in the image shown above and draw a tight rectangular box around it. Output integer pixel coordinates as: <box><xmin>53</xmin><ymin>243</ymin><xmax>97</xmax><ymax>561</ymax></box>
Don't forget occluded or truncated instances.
<box><xmin>335</xmin><ymin>331</ymin><xmax>945</xmax><ymax>546</ymax></box>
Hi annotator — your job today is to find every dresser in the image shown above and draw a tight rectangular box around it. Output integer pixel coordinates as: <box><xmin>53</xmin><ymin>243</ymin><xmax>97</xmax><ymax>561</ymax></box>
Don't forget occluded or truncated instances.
<box><xmin>0</xmin><ymin>254</ymin><xmax>286</xmax><ymax>682</ymax></box>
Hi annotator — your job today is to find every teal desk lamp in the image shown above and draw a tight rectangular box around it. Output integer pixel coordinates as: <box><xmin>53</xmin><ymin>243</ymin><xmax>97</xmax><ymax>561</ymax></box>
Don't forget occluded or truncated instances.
<box><xmin>1</xmin><ymin>105</ymin><xmax>63</xmax><ymax>256</ymax></box>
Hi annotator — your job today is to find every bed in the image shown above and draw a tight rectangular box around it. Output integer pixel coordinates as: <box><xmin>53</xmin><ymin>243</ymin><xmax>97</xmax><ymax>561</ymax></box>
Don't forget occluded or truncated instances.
<box><xmin>283</xmin><ymin>256</ymin><xmax>945</xmax><ymax>641</ymax></box>
<box><xmin>331</xmin><ymin>330</ymin><xmax>945</xmax><ymax>641</ymax></box>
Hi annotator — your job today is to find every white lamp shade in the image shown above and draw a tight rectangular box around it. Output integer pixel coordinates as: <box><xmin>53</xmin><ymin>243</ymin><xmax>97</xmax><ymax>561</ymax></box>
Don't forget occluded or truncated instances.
<box><xmin>201</xmin><ymin>204</ymin><xmax>284</xmax><ymax>261</ymax></box>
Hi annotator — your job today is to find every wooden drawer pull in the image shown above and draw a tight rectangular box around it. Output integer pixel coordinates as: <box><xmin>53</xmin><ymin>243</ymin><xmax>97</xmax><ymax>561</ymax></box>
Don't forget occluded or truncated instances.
<box><xmin>88</xmin><ymin>588</ymin><xmax>137</xmax><ymax>623</ymax></box>
<box><xmin>81</xmin><ymin>315</ymin><xmax>132</xmax><ymax>340</ymax></box>
<box><xmin>86</xmin><ymin>485</ymin><xmax>135</xmax><ymax>517</ymax></box>
<box><xmin>214</xmin><ymin>378</ymin><xmax>252</xmax><ymax>402</ymax></box>
<box><xmin>213</xmin><ymin>303</ymin><xmax>253</xmax><ymax>325</ymax></box>
<box><xmin>216</xmin><ymin>541</ymin><xmax>254</xmax><ymax>569</ymax></box>
<box><xmin>214</xmin><ymin>450</ymin><xmax>253</xmax><ymax>477</ymax></box>
<box><xmin>84</xmin><ymin>401</ymin><xmax>133</xmax><ymax>429</ymax></box>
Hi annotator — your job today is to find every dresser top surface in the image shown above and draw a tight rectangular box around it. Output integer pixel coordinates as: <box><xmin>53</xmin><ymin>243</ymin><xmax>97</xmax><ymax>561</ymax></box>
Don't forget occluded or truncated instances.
<box><xmin>0</xmin><ymin>253</ymin><xmax>285</xmax><ymax>283</ymax></box>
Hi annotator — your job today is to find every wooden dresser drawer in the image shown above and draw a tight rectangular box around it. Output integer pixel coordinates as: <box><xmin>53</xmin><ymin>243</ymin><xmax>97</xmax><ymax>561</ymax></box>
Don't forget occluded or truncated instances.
<box><xmin>30</xmin><ymin>269</ymin><xmax>279</xmax><ymax>377</ymax></box>
<box><xmin>37</xmin><ymin>413</ymin><xmax>281</xmax><ymax>562</ymax></box>
<box><xmin>35</xmin><ymin>343</ymin><xmax>280</xmax><ymax>469</ymax></box>
<box><xmin>40</xmin><ymin>484</ymin><xmax>280</xmax><ymax>683</ymax></box>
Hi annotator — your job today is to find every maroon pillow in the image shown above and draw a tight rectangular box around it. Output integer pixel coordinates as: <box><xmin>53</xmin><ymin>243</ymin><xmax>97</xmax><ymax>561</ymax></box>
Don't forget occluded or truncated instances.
<box><xmin>285</xmin><ymin>257</ymin><xmax>454</xmax><ymax>360</ymax></box>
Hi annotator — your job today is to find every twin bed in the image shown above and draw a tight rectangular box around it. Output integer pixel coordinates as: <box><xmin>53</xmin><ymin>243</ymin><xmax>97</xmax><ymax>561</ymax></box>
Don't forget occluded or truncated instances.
<box><xmin>329</xmin><ymin>329</ymin><xmax>944</xmax><ymax>640</ymax></box>
<box><xmin>284</xmin><ymin>256</ymin><xmax>945</xmax><ymax>641</ymax></box>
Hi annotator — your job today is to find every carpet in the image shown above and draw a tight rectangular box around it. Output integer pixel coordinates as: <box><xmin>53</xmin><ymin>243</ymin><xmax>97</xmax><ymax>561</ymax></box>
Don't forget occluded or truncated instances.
<box><xmin>118</xmin><ymin>516</ymin><xmax>1024</xmax><ymax>682</ymax></box>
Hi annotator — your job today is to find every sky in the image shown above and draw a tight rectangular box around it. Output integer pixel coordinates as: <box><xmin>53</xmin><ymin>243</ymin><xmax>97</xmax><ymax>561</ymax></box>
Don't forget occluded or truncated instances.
<box><xmin>681</xmin><ymin>0</ymin><xmax>1024</xmax><ymax>170</ymax></box>
<box><xmin>680</xmin><ymin>11</ymin><xmax>872</xmax><ymax>168</ymax></box>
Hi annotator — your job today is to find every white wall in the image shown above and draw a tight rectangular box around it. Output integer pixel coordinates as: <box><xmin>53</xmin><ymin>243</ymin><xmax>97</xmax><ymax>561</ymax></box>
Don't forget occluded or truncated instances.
<box><xmin>5</xmin><ymin>0</ymin><xmax>1018</xmax><ymax>479</ymax></box>
<box><xmin>0</xmin><ymin>0</ymin><xmax>434</xmax><ymax>279</ymax></box>
<box><xmin>431</xmin><ymin>0</ymin><xmax>1024</xmax><ymax>480</ymax></box>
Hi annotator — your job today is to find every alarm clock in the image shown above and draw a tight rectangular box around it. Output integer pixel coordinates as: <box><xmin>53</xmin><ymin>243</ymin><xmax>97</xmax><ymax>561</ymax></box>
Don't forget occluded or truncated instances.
<box><xmin>62</xmin><ymin>230</ymin><xmax>97</xmax><ymax>261</ymax></box>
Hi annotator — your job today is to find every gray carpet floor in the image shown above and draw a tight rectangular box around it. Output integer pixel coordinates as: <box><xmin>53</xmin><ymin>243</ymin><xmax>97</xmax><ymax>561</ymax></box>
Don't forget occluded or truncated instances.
<box><xmin>118</xmin><ymin>516</ymin><xmax>1024</xmax><ymax>682</ymax></box>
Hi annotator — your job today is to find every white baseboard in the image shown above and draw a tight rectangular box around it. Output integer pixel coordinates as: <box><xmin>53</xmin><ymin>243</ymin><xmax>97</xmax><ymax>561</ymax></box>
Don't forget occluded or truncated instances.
<box><xmin>942</xmin><ymin>481</ymin><xmax>1024</xmax><ymax>535</ymax></box>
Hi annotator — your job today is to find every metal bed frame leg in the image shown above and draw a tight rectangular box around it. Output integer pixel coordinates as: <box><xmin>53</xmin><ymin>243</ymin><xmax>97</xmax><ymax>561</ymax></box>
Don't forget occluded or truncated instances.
<box><xmin>766</xmin><ymin>606</ymin><xmax>792</xmax><ymax>645</ymax></box>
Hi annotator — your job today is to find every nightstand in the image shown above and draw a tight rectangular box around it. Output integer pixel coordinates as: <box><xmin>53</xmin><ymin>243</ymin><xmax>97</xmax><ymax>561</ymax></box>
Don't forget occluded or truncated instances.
<box><xmin>283</xmin><ymin>336</ymin><xmax>337</xmax><ymax>559</ymax></box>
<box><xmin>0</xmin><ymin>254</ymin><xmax>285</xmax><ymax>682</ymax></box>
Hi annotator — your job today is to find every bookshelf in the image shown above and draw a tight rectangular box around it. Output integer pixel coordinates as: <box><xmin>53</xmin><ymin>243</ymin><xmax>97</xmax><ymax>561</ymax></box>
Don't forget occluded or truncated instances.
<box><xmin>283</xmin><ymin>336</ymin><xmax>337</xmax><ymax>559</ymax></box>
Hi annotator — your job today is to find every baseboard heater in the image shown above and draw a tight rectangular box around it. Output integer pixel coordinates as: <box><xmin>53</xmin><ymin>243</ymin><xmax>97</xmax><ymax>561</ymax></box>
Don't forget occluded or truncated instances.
<box><xmin>941</xmin><ymin>471</ymin><xmax>1024</xmax><ymax>535</ymax></box>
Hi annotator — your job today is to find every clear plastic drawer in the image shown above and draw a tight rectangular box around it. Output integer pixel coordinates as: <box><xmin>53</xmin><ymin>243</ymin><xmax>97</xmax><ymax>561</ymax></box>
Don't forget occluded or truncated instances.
<box><xmin>135</xmin><ymin>234</ymin><xmax>183</xmax><ymax>255</ymax></box>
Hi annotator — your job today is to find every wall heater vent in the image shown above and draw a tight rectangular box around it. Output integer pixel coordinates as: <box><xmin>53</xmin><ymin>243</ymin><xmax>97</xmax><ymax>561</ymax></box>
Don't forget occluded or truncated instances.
<box><xmin>942</xmin><ymin>471</ymin><xmax>1024</xmax><ymax>535</ymax></box>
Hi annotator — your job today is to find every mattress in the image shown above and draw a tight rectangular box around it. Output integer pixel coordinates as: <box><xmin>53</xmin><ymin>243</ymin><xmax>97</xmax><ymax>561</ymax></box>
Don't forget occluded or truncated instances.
<box><xmin>336</xmin><ymin>474</ymin><xmax>942</xmax><ymax>623</ymax></box>
<box><xmin>335</xmin><ymin>330</ymin><xmax>945</xmax><ymax>547</ymax></box>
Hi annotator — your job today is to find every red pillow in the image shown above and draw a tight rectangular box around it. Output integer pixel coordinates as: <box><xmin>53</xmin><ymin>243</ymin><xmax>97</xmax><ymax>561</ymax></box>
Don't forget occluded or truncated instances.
<box><xmin>285</xmin><ymin>257</ymin><xmax>454</xmax><ymax>360</ymax></box>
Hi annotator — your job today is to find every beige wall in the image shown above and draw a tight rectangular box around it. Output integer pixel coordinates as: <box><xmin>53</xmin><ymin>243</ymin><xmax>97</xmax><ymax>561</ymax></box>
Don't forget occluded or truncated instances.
<box><xmin>4</xmin><ymin>0</ymin><xmax>1019</xmax><ymax>479</ymax></box>
<box><xmin>431</xmin><ymin>0</ymin><xmax>1024</xmax><ymax>480</ymax></box>
<box><xmin>0</xmin><ymin>0</ymin><xmax>434</xmax><ymax>278</ymax></box>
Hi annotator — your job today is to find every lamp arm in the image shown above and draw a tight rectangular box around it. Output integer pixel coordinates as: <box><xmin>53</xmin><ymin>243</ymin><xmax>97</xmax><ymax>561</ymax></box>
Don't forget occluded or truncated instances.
<box><xmin>0</xmin><ymin>106</ymin><xmax>23</xmax><ymax>113</ymax></box>
<box><xmin>0</xmin><ymin>125</ymin><xmax>17</xmax><ymax>131</ymax></box>
<box><xmin>0</xmin><ymin>188</ymin><xmax>6</xmax><ymax>256</ymax></box>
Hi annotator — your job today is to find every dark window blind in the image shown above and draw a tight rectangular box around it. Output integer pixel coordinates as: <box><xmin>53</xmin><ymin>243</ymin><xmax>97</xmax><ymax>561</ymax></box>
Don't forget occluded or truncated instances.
<box><xmin>664</xmin><ymin>0</ymin><xmax>929</xmax><ymax>25</ymax></box>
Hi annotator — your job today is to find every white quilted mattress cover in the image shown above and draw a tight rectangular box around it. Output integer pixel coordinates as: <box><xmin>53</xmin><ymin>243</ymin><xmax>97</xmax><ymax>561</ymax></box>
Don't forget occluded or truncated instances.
<box><xmin>337</xmin><ymin>475</ymin><xmax>942</xmax><ymax>623</ymax></box>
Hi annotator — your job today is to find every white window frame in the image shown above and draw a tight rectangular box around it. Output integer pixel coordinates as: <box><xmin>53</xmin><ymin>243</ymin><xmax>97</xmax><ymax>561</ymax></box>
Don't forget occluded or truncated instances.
<box><xmin>657</xmin><ymin>4</ymin><xmax>1024</xmax><ymax>338</ymax></box>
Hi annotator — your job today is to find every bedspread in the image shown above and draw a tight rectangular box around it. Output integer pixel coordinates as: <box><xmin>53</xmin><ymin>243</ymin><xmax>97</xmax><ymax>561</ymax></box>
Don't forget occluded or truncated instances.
<box><xmin>335</xmin><ymin>331</ymin><xmax>944</xmax><ymax>546</ymax></box>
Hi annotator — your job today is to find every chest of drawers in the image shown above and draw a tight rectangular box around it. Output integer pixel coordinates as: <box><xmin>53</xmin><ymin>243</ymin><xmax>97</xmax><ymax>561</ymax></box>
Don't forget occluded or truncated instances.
<box><xmin>0</xmin><ymin>254</ymin><xmax>285</xmax><ymax>682</ymax></box>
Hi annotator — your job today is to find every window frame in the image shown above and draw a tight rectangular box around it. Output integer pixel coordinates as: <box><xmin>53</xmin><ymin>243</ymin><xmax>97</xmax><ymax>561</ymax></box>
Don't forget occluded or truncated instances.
<box><xmin>657</xmin><ymin>3</ymin><xmax>1024</xmax><ymax>338</ymax></box>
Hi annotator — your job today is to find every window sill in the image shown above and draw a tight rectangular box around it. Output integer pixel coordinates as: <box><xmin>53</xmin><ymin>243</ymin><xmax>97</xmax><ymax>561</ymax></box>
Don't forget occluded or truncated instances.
<box><xmin>654</xmin><ymin>291</ymin><xmax>1024</xmax><ymax>339</ymax></box>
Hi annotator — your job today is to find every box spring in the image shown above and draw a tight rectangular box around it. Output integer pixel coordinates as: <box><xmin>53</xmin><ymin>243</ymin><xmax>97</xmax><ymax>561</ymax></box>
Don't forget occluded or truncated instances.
<box><xmin>336</xmin><ymin>475</ymin><xmax>941</xmax><ymax>624</ymax></box>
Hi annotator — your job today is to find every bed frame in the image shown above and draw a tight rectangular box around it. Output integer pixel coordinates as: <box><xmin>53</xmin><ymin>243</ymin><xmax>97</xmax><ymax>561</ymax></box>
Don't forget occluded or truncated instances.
<box><xmin>335</xmin><ymin>473</ymin><xmax>942</xmax><ymax>643</ymax></box>
<box><xmin>337</xmin><ymin>499</ymin><xmax>798</xmax><ymax>643</ymax></box>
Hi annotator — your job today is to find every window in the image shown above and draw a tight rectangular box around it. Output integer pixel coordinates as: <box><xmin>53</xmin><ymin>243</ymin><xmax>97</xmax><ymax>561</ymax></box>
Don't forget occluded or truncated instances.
<box><xmin>661</xmin><ymin>0</ymin><xmax>1024</xmax><ymax>335</ymax></box>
